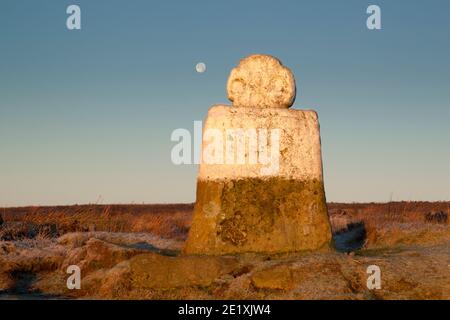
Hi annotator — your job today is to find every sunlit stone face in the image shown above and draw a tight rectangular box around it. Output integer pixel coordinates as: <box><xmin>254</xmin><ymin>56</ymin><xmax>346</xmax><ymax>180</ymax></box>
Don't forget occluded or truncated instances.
<box><xmin>227</xmin><ymin>54</ymin><xmax>296</xmax><ymax>109</ymax></box>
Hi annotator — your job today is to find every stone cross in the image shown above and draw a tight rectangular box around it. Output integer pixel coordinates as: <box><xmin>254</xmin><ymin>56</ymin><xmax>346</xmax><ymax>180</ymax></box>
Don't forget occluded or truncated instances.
<box><xmin>184</xmin><ymin>54</ymin><xmax>332</xmax><ymax>255</ymax></box>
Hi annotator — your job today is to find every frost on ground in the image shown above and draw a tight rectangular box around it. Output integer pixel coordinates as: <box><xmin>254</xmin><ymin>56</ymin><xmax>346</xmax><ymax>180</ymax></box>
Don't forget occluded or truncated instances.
<box><xmin>0</xmin><ymin>227</ymin><xmax>449</xmax><ymax>300</ymax></box>
<box><xmin>0</xmin><ymin>203</ymin><xmax>449</xmax><ymax>300</ymax></box>
<box><xmin>57</xmin><ymin>231</ymin><xmax>184</xmax><ymax>251</ymax></box>
<box><xmin>0</xmin><ymin>231</ymin><xmax>183</xmax><ymax>297</ymax></box>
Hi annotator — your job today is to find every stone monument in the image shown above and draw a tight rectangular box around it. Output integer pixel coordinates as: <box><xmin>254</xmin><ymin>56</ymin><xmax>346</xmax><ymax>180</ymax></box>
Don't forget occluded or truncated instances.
<box><xmin>184</xmin><ymin>54</ymin><xmax>332</xmax><ymax>255</ymax></box>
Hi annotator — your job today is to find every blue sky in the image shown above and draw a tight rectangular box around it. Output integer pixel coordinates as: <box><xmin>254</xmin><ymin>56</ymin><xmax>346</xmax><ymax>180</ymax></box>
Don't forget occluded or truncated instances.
<box><xmin>1</xmin><ymin>0</ymin><xmax>449</xmax><ymax>206</ymax></box>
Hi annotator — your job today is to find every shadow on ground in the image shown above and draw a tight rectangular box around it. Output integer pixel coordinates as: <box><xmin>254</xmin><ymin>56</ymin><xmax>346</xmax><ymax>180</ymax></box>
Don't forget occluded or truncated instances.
<box><xmin>333</xmin><ymin>222</ymin><xmax>367</xmax><ymax>253</ymax></box>
<box><xmin>0</xmin><ymin>271</ymin><xmax>67</xmax><ymax>300</ymax></box>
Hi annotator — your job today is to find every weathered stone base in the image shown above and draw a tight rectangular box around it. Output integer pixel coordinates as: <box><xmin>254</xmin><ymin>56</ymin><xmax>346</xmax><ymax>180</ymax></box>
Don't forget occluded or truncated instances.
<box><xmin>184</xmin><ymin>177</ymin><xmax>332</xmax><ymax>255</ymax></box>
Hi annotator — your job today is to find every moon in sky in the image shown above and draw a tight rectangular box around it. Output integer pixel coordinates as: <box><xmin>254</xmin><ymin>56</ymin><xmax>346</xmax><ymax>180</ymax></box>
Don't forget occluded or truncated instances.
<box><xmin>196</xmin><ymin>62</ymin><xmax>206</xmax><ymax>73</ymax></box>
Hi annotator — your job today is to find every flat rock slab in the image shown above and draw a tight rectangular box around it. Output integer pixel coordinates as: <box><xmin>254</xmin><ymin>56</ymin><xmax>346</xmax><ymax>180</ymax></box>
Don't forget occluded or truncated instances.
<box><xmin>130</xmin><ymin>253</ymin><xmax>239</xmax><ymax>289</ymax></box>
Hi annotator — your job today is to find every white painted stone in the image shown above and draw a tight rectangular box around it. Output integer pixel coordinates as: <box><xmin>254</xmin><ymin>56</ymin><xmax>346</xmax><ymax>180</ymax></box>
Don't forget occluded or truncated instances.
<box><xmin>199</xmin><ymin>105</ymin><xmax>324</xmax><ymax>182</ymax></box>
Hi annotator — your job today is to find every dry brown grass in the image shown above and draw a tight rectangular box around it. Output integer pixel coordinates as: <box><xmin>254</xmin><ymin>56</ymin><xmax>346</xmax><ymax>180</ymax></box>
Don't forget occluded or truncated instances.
<box><xmin>328</xmin><ymin>201</ymin><xmax>450</xmax><ymax>247</ymax></box>
<box><xmin>1</xmin><ymin>201</ymin><xmax>449</xmax><ymax>247</ymax></box>
<box><xmin>1</xmin><ymin>204</ymin><xmax>193</xmax><ymax>241</ymax></box>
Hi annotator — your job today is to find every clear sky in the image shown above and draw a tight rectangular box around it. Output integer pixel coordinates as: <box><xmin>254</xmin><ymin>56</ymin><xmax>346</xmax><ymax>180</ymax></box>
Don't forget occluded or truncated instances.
<box><xmin>1</xmin><ymin>0</ymin><xmax>449</xmax><ymax>206</ymax></box>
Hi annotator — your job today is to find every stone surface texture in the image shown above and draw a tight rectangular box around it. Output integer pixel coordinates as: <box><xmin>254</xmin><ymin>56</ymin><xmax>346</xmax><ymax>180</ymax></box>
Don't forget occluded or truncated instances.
<box><xmin>198</xmin><ymin>105</ymin><xmax>323</xmax><ymax>181</ymax></box>
<box><xmin>227</xmin><ymin>54</ymin><xmax>296</xmax><ymax>109</ymax></box>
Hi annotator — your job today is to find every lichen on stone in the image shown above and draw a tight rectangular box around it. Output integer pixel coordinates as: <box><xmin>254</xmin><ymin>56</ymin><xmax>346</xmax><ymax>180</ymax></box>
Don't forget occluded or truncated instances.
<box><xmin>184</xmin><ymin>177</ymin><xmax>332</xmax><ymax>254</ymax></box>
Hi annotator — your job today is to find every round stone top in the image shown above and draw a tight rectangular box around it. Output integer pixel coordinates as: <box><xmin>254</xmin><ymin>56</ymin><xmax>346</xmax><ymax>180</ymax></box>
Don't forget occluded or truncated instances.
<box><xmin>227</xmin><ymin>54</ymin><xmax>296</xmax><ymax>109</ymax></box>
